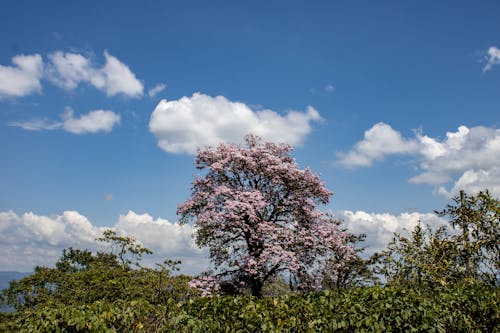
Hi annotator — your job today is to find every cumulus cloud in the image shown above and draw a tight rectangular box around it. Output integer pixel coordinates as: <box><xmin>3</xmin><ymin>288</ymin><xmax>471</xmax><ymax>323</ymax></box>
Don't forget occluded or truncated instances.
<box><xmin>148</xmin><ymin>83</ymin><xmax>167</xmax><ymax>97</ymax></box>
<box><xmin>483</xmin><ymin>46</ymin><xmax>500</xmax><ymax>72</ymax></box>
<box><xmin>0</xmin><ymin>54</ymin><xmax>44</xmax><ymax>99</ymax></box>
<box><xmin>46</xmin><ymin>50</ymin><xmax>143</xmax><ymax>97</ymax></box>
<box><xmin>336</xmin><ymin>210</ymin><xmax>447</xmax><ymax>255</ymax></box>
<box><xmin>116</xmin><ymin>211</ymin><xmax>200</xmax><ymax>256</ymax></box>
<box><xmin>437</xmin><ymin>168</ymin><xmax>500</xmax><ymax>198</ymax></box>
<box><xmin>0</xmin><ymin>50</ymin><xmax>144</xmax><ymax>99</ymax></box>
<box><xmin>337</xmin><ymin>122</ymin><xmax>419</xmax><ymax>167</ymax></box>
<box><xmin>0</xmin><ymin>210</ymin><xmax>206</xmax><ymax>274</ymax></box>
<box><xmin>337</xmin><ymin>123</ymin><xmax>500</xmax><ymax>197</ymax></box>
<box><xmin>149</xmin><ymin>93</ymin><xmax>322</xmax><ymax>154</ymax></box>
<box><xmin>0</xmin><ymin>211</ymin><xmax>104</xmax><ymax>257</ymax></box>
<box><xmin>10</xmin><ymin>108</ymin><xmax>120</xmax><ymax>134</ymax></box>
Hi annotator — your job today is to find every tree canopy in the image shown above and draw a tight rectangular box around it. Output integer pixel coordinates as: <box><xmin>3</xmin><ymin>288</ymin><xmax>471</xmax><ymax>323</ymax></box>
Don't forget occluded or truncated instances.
<box><xmin>178</xmin><ymin>135</ymin><xmax>354</xmax><ymax>297</ymax></box>
<box><xmin>372</xmin><ymin>190</ymin><xmax>499</xmax><ymax>287</ymax></box>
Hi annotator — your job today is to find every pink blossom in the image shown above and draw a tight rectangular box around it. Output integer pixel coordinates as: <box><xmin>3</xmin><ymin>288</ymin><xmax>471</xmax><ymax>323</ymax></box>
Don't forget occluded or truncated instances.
<box><xmin>188</xmin><ymin>276</ymin><xmax>221</xmax><ymax>297</ymax></box>
<box><xmin>178</xmin><ymin>134</ymin><xmax>353</xmax><ymax>297</ymax></box>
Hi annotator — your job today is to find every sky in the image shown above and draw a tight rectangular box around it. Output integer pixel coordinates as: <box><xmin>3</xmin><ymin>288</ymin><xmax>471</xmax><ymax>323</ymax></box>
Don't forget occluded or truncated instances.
<box><xmin>0</xmin><ymin>1</ymin><xmax>499</xmax><ymax>273</ymax></box>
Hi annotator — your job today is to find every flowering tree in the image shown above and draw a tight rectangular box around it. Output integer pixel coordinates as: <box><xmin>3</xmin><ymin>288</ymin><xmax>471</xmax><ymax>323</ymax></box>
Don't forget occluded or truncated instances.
<box><xmin>178</xmin><ymin>135</ymin><xmax>353</xmax><ymax>297</ymax></box>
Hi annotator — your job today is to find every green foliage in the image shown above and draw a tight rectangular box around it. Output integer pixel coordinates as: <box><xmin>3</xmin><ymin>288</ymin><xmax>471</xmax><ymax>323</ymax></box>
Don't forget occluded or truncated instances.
<box><xmin>373</xmin><ymin>190</ymin><xmax>499</xmax><ymax>287</ymax></box>
<box><xmin>1</xmin><ymin>191</ymin><xmax>499</xmax><ymax>331</ymax></box>
<box><xmin>1</xmin><ymin>299</ymin><xmax>169</xmax><ymax>332</ymax></box>
<box><xmin>170</xmin><ymin>284</ymin><xmax>498</xmax><ymax>332</ymax></box>
<box><xmin>261</xmin><ymin>275</ymin><xmax>292</xmax><ymax>297</ymax></box>
<box><xmin>372</xmin><ymin>223</ymin><xmax>458</xmax><ymax>287</ymax></box>
<box><xmin>0</xmin><ymin>230</ymin><xmax>195</xmax><ymax>332</ymax></box>
<box><xmin>1</xmin><ymin>232</ymin><xmax>193</xmax><ymax>312</ymax></box>
<box><xmin>436</xmin><ymin>190</ymin><xmax>499</xmax><ymax>284</ymax></box>
<box><xmin>171</xmin><ymin>286</ymin><xmax>498</xmax><ymax>332</ymax></box>
<box><xmin>55</xmin><ymin>247</ymin><xmax>120</xmax><ymax>272</ymax></box>
<box><xmin>3</xmin><ymin>284</ymin><xmax>496</xmax><ymax>332</ymax></box>
<box><xmin>97</xmin><ymin>229</ymin><xmax>153</xmax><ymax>268</ymax></box>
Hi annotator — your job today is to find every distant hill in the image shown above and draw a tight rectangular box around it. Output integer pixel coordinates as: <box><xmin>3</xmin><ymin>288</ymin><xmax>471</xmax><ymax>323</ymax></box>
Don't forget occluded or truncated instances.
<box><xmin>0</xmin><ymin>271</ymin><xmax>31</xmax><ymax>291</ymax></box>
<box><xmin>0</xmin><ymin>271</ymin><xmax>32</xmax><ymax>313</ymax></box>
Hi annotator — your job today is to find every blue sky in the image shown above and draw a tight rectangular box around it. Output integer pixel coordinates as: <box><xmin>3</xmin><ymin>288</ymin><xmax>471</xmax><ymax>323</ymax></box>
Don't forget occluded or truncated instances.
<box><xmin>1</xmin><ymin>1</ymin><xmax>499</xmax><ymax>272</ymax></box>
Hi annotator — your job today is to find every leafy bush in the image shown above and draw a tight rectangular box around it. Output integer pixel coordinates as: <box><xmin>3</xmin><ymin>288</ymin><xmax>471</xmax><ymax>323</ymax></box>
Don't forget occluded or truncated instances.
<box><xmin>171</xmin><ymin>284</ymin><xmax>498</xmax><ymax>332</ymax></box>
<box><xmin>3</xmin><ymin>284</ymin><xmax>496</xmax><ymax>332</ymax></box>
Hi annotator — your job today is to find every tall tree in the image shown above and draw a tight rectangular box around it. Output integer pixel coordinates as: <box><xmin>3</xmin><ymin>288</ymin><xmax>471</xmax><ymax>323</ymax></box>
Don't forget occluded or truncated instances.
<box><xmin>178</xmin><ymin>135</ymin><xmax>354</xmax><ymax>297</ymax></box>
<box><xmin>436</xmin><ymin>190</ymin><xmax>499</xmax><ymax>285</ymax></box>
<box><xmin>373</xmin><ymin>190</ymin><xmax>499</xmax><ymax>287</ymax></box>
<box><xmin>372</xmin><ymin>223</ymin><xmax>457</xmax><ymax>287</ymax></box>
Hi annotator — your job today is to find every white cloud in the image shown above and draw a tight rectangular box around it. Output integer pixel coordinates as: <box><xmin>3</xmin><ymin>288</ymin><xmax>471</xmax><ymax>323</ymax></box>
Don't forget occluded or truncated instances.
<box><xmin>0</xmin><ymin>210</ymin><xmax>103</xmax><ymax>250</ymax></box>
<box><xmin>338</xmin><ymin>123</ymin><xmax>500</xmax><ymax>197</ymax></box>
<box><xmin>0</xmin><ymin>210</ymin><xmax>206</xmax><ymax>274</ymax></box>
<box><xmin>61</xmin><ymin>108</ymin><xmax>120</xmax><ymax>134</ymax></box>
<box><xmin>46</xmin><ymin>50</ymin><xmax>143</xmax><ymax>97</ymax></box>
<box><xmin>10</xmin><ymin>108</ymin><xmax>120</xmax><ymax>134</ymax></box>
<box><xmin>337</xmin><ymin>122</ymin><xmax>419</xmax><ymax>167</ymax></box>
<box><xmin>98</xmin><ymin>51</ymin><xmax>144</xmax><ymax>97</ymax></box>
<box><xmin>116</xmin><ymin>211</ymin><xmax>200</xmax><ymax>256</ymax></box>
<box><xmin>437</xmin><ymin>168</ymin><xmax>500</xmax><ymax>198</ymax></box>
<box><xmin>0</xmin><ymin>50</ymin><xmax>144</xmax><ymax>99</ymax></box>
<box><xmin>149</xmin><ymin>93</ymin><xmax>322</xmax><ymax>154</ymax></box>
<box><xmin>0</xmin><ymin>54</ymin><xmax>44</xmax><ymax>99</ymax></box>
<box><xmin>45</xmin><ymin>52</ymin><xmax>92</xmax><ymax>90</ymax></box>
<box><xmin>148</xmin><ymin>83</ymin><xmax>167</xmax><ymax>97</ymax></box>
<box><xmin>483</xmin><ymin>46</ymin><xmax>500</xmax><ymax>72</ymax></box>
<box><xmin>336</xmin><ymin>210</ymin><xmax>447</xmax><ymax>255</ymax></box>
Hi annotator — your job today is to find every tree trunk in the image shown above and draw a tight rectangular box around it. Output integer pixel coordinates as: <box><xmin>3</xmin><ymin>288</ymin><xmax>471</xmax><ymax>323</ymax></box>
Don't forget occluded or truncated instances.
<box><xmin>250</xmin><ymin>278</ymin><xmax>263</xmax><ymax>298</ymax></box>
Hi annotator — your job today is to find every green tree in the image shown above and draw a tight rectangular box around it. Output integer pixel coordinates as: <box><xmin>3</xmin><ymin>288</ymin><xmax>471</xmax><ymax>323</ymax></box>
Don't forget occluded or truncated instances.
<box><xmin>436</xmin><ymin>190</ymin><xmax>499</xmax><ymax>284</ymax></box>
<box><xmin>372</xmin><ymin>223</ymin><xmax>457</xmax><ymax>287</ymax></box>
<box><xmin>373</xmin><ymin>190</ymin><xmax>499</xmax><ymax>287</ymax></box>
<box><xmin>97</xmin><ymin>229</ymin><xmax>153</xmax><ymax>267</ymax></box>
<box><xmin>1</xmin><ymin>230</ymin><xmax>192</xmax><ymax>311</ymax></box>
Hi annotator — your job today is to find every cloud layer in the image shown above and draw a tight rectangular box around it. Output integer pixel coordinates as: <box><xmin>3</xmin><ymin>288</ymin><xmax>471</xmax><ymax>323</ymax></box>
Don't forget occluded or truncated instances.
<box><xmin>0</xmin><ymin>210</ymin><xmax>205</xmax><ymax>273</ymax></box>
<box><xmin>10</xmin><ymin>108</ymin><xmax>121</xmax><ymax>134</ymax></box>
<box><xmin>337</xmin><ymin>123</ymin><xmax>500</xmax><ymax>197</ymax></box>
<box><xmin>149</xmin><ymin>93</ymin><xmax>322</xmax><ymax>154</ymax></box>
<box><xmin>1</xmin><ymin>208</ymin><xmax>447</xmax><ymax>273</ymax></box>
<box><xmin>336</xmin><ymin>210</ymin><xmax>446</xmax><ymax>255</ymax></box>
<box><xmin>0</xmin><ymin>54</ymin><xmax>44</xmax><ymax>99</ymax></box>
